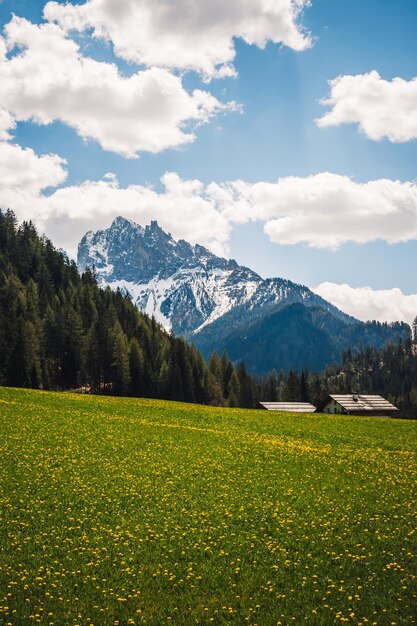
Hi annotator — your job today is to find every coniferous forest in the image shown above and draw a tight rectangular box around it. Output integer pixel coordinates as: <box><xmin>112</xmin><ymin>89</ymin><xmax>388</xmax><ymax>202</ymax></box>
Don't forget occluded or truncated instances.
<box><xmin>1</xmin><ymin>209</ymin><xmax>417</xmax><ymax>417</ymax></box>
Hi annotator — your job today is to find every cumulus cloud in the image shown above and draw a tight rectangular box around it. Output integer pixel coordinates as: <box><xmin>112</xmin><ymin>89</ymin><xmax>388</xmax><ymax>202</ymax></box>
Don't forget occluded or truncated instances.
<box><xmin>44</xmin><ymin>0</ymin><xmax>311</xmax><ymax>79</ymax></box>
<box><xmin>2</xmin><ymin>168</ymin><xmax>417</xmax><ymax>256</ymax></box>
<box><xmin>0</xmin><ymin>139</ymin><xmax>67</xmax><ymax>221</ymax></box>
<box><xmin>0</xmin><ymin>169</ymin><xmax>231</xmax><ymax>258</ymax></box>
<box><xmin>42</xmin><ymin>173</ymin><xmax>232</xmax><ymax>257</ymax></box>
<box><xmin>0</xmin><ymin>109</ymin><xmax>15</xmax><ymax>141</ymax></box>
<box><xmin>210</xmin><ymin>173</ymin><xmax>417</xmax><ymax>248</ymax></box>
<box><xmin>317</xmin><ymin>71</ymin><xmax>417</xmax><ymax>142</ymax></box>
<box><xmin>0</xmin><ymin>16</ymin><xmax>233</xmax><ymax>157</ymax></box>
<box><xmin>313</xmin><ymin>282</ymin><xmax>417</xmax><ymax>325</ymax></box>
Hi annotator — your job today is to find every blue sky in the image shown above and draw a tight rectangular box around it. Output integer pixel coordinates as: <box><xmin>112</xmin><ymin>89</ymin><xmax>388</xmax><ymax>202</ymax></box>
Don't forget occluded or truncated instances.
<box><xmin>0</xmin><ymin>0</ymin><xmax>417</xmax><ymax>322</ymax></box>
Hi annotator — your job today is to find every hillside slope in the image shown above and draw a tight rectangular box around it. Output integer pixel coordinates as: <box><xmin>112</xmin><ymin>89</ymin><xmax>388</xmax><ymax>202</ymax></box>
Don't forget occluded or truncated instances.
<box><xmin>194</xmin><ymin>302</ymin><xmax>408</xmax><ymax>374</ymax></box>
<box><xmin>1</xmin><ymin>387</ymin><xmax>416</xmax><ymax>626</ymax></box>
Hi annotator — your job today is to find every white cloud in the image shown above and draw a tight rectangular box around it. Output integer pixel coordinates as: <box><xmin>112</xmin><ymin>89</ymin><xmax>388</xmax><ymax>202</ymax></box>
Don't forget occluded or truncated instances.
<box><xmin>0</xmin><ymin>141</ymin><xmax>67</xmax><ymax>214</ymax></box>
<box><xmin>0</xmin><ymin>109</ymin><xmax>15</xmax><ymax>141</ymax></box>
<box><xmin>313</xmin><ymin>282</ymin><xmax>417</xmax><ymax>325</ymax></box>
<box><xmin>210</xmin><ymin>173</ymin><xmax>417</xmax><ymax>248</ymax></box>
<box><xmin>2</xmin><ymin>168</ymin><xmax>417</xmax><ymax>256</ymax></box>
<box><xmin>0</xmin><ymin>16</ymin><xmax>233</xmax><ymax>157</ymax></box>
<box><xmin>1</xmin><ymin>170</ymin><xmax>231</xmax><ymax>258</ymax></box>
<box><xmin>44</xmin><ymin>0</ymin><xmax>311</xmax><ymax>79</ymax></box>
<box><xmin>317</xmin><ymin>71</ymin><xmax>417</xmax><ymax>142</ymax></box>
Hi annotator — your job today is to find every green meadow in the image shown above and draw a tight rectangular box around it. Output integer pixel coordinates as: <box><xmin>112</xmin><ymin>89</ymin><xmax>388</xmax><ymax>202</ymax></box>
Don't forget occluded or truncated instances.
<box><xmin>0</xmin><ymin>388</ymin><xmax>416</xmax><ymax>626</ymax></box>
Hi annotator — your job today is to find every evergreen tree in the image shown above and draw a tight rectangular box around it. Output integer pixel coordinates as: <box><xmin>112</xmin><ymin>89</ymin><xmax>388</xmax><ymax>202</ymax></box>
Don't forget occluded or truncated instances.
<box><xmin>157</xmin><ymin>359</ymin><xmax>170</xmax><ymax>399</ymax></box>
<box><xmin>203</xmin><ymin>369</ymin><xmax>224</xmax><ymax>406</ymax></box>
<box><xmin>220</xmin><ymin>351</ymin><xmax>234</xmax><ymax>398</ymax></box>
<box><xmin>237</xmin><ymin>361</ymin><xmax>257</xmax><ymax>408</ymax></box>
<box><xmin>129</xmin><ymin>338</ymin><xmax>145</xmax><ymax>396</ymax></box>
<box><xmin>299</xmin><ymin>370</ymin><xmax>310</xmax><ymax>402</ymax></box>
<box><xmin>227</xmin><ymin>370</ymin><xmax>240</xmax><ymax>407</ymax></box>
<box><xmin>111</xmin><ymin>322</ymin><xmax>131</xmax><ymax>395</ymax></box>
<box><xmin>284</xmin><ymin>370</ymin><xmax>299</xmax><ymax>402</ymax></box>
<box><xmin>262</xmin><ymin>369</ymin><xmax>279</xmax><ymax>401</ymax></box>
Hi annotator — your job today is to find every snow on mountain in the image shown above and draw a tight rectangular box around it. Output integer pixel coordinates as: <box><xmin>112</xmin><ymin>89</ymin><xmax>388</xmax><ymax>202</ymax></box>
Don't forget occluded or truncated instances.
<box><xmin>77</xmin><ymin>216</ymin><xmax>352</xmax><ymax>335</ymax></box>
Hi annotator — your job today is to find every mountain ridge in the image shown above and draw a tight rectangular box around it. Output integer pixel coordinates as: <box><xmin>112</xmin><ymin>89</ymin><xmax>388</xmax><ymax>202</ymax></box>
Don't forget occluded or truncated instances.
<box><xmin>78</xmin><ymin>216</ymin><xmax>354</xmax><ymax>335</ymax></box>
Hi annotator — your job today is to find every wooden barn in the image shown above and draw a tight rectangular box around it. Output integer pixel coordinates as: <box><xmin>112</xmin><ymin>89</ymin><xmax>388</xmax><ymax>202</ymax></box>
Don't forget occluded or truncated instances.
<box><xmin>319</xmin><ymin>394</ymin><xmax>398</xmax><ymax>417</ymax></box>
<box><xmin>259</xmin><ymin>402</ymin><xmax>316</xmax><ymax>413</ymax></box>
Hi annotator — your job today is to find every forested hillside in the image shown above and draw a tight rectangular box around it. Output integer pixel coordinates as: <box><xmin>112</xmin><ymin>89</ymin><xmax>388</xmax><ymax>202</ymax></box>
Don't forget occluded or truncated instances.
<box><xmin>321</xmin><ymin>339</ymin><xmax>417</xmax><ymax>418</ymax></box>
<box><xmin>0</xmin><ymin>210</ymin><xmax>258</xmax><ymax>407</ymax></box>
<box><xmin>193</xmin><ymin>299</ymin><xmax>409</xmax><ymax>375</ymax></box>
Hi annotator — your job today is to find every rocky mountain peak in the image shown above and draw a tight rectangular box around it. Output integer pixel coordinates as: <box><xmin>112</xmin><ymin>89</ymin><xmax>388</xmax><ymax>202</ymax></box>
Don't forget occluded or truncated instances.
<box><xmin>143</xmin><ymin>219</ymin><xmax>173</xmax><ymax>242</ymax></box>
<box><xmin>77</xmin><ymin>216</ymin><xmax>352</xmax><ymax>336</ymax></box>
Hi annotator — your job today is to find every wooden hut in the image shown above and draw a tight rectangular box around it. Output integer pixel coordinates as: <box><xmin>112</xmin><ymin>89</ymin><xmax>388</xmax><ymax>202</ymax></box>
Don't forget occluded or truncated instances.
<box><xmin>319</xmin><ymin>394</ymin><xmax>398</xmax><ymax>417</ymax></box>
<box><xmin>259</xmin><ymin>402</ymin><xmax>316</xmax><ymax>413</ymax></box>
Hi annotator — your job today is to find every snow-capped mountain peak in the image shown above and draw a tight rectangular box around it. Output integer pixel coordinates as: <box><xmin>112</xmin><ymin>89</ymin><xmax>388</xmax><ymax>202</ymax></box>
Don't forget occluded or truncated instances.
<box><xmin>77</xmin><ymin>217</ymin><xmax>351</xmax><ymax>335</ymax></box>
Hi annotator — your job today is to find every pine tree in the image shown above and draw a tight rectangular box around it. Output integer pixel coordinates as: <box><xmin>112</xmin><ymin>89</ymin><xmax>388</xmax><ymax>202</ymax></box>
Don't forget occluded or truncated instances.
<box><xmin>22</xmin><ymin>320</ymin><xmax>42</xmax><ymax>388</ymax></box>
<box><xmin>129</xmin><ymin>338</ymin><xmax>145</xmax><ymax>396</ymax></box>
<box><xmin>299</xmin><ymin>370</ymin><xmax>310</xmax><ymax>402</ymax></box>
<box><xmin>190</xmin><ymin>345</ymin><xmax>207</xmax><ymax>404</ymax></box>
<box><xmin>237</xmin><ymin>361</ymin><xmax>257</xmax><ymax>408</ymax></box>
<box><xmin>86</xmin><ymin>317</ymin><xmax>102</xmax><ymax>392</ymax></box>
<box><xmin>176</xmin><ymin>338</ymin><xmax>195</xmax><ymax>402</ymax></box>
<box><xmin>158</xmin><ymin>359</ymin><xmax>170</xmax><ymax>399</ymax></box>
<box><xmin>208</xmin><ymin>352</ymin><xmax>225</xmax><ymax>404</ymax></box>
<box><xmin>204</xmin><ymin>369</ymin><xmax>224</xmax><ymax>406</ymax></box>
<box><xmin>111</xmin><ymin>322</ymin><xmax>131</xmax><ymax>395</ymax></box>
<box><xmin>227</xmin><ymin>370</ymin><xmax>240</xmax><ymax>407</ymax></box>
<box><xmin>262</xmin><ymin>369</ymin><xmax>279</xmax><ymax>401</ymax></box>
<box><xmin>284</xmin><ymin>370</ymin><xmax>299</xmax><ymax>402</ymax></box>
<box><xmin>220</xmin><ymin>351</ymin><xmax>234</xmax><ymax>398</ymax></box>
<box><xmin>310</xmin><ymin>376</ymin><xmax>324</xmax><ymax>408</ymax></box>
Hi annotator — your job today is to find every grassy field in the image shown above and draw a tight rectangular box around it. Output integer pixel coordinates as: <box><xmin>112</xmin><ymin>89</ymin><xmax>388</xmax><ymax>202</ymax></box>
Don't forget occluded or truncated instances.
<box><xmin>0</xmin><ymin>388</ymin><xmax>416</xmax><ymax>626</ymax></box>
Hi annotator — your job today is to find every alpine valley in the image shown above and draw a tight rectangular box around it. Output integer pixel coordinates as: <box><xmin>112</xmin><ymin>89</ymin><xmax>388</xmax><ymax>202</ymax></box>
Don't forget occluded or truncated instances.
<box><xmin>78</xmin><ymin>217</ymin><xmax>409</xmax><ymax>374</ymax></box>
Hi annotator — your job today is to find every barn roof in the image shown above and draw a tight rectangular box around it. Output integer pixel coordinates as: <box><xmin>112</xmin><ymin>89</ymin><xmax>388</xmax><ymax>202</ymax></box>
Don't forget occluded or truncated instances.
<box><xmin>326</xmin><ymin>394</ymin><xmax>398</xmax><ymax>412</ymax></box>
<box><xmin>259</xmin><ymin>402</ymin><xmax>316</xmax><ymax>413</ymax></box>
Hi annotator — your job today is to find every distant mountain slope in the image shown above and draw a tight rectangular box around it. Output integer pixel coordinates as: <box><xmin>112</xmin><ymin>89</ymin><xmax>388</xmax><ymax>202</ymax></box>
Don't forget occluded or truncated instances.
<box><xmin>192</xmin><ymin>302</ymin><xmax>408</xmax><ymax>374</ymax></box>
<box><xmin>78</xmin><ymin>217</ymin><xmax>410</xmax><ymax>372</ymax></box>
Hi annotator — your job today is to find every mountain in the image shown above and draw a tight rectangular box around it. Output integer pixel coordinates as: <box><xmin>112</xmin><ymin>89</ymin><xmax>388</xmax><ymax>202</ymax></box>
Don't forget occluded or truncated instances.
<box><xmin>78</xmin><ymin>217</ymin><xmax>409</xmax><ymax>372</ymax></box>
<box><xmin>193</xmin><ymin>302</ymin><xmax>408</xmax><ymax>374</ymax></box>
<box><xmin>78</xmin><ymin>216</ymin><xmax>353</xmax><ymax>334</ymax></box>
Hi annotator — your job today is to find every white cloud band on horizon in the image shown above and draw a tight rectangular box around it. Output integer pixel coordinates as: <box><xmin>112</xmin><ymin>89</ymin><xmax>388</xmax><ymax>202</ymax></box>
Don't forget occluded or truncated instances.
<box><xmin>317</xmin><ymin>71</ymin><xmax>417</xmax><ymax>142</ymax></box>
<box><xmin>210</xmin><ymin>173</ymin><xmax>417</xmax><ymax>248</ymax></box>
<box><xmin>0</xmin><ymin>17</ymin><xmax>234</xmax><ymax>157</ymax></box>
<box><xmin>313</xmin><ymin>282</ymin><xmax>417</xmax><ymax>326</ymax></box>
<box><xmin>1</xmin><ymin>165</ymin><xmax>417</xmax><ymax>256</ymax></box>
<box><xmin>0</xmin><ymin>166</ymin><xmax>232</xmax><ymax>258</ymax></box>
<box><xmin>44</xmin><ymin>0</ymin><xmax>311</xmax><ymax>80</ymax></box>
